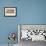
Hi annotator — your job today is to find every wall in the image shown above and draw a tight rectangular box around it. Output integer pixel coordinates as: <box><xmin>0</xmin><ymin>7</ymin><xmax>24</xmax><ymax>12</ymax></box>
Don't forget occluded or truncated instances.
<box><xmin>0</xmin><ymin>0</ymin><xmax>46</xmax><ymax>44</ymax></box>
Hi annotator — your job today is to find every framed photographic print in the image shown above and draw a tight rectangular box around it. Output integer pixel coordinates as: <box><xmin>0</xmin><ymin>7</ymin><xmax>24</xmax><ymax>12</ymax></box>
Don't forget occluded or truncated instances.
<box><xmin>4</xmin><ymin>7</ymin><xmax>17</xmax><ymax>17</ymax></box>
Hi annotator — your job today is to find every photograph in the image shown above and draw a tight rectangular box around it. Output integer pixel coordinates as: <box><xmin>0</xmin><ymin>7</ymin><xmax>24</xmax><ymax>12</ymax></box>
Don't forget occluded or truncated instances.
<box><xmin>4</xmin><ymin>7</ymin><xmax>17</xmax><ymax>17</ymax></box>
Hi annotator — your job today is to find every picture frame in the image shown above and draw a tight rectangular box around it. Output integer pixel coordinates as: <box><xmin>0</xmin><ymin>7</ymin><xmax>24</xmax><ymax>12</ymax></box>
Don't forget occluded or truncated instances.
<box><xmin>4</xmin><ymin>7</ymin><xmax>17</xmax><ymax>17</ymax></box>
<box><xmin>18</xmin><ymin>24</ymin><xmax>46</xmax><ymax>42</ymax></box>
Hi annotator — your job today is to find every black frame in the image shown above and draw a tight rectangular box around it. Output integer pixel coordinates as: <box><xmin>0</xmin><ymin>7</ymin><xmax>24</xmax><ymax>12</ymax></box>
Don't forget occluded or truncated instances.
<box><xmin>4</xmin><ymin>7</ymin><xmax>17</xmax><ymax>17</ymax></box>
